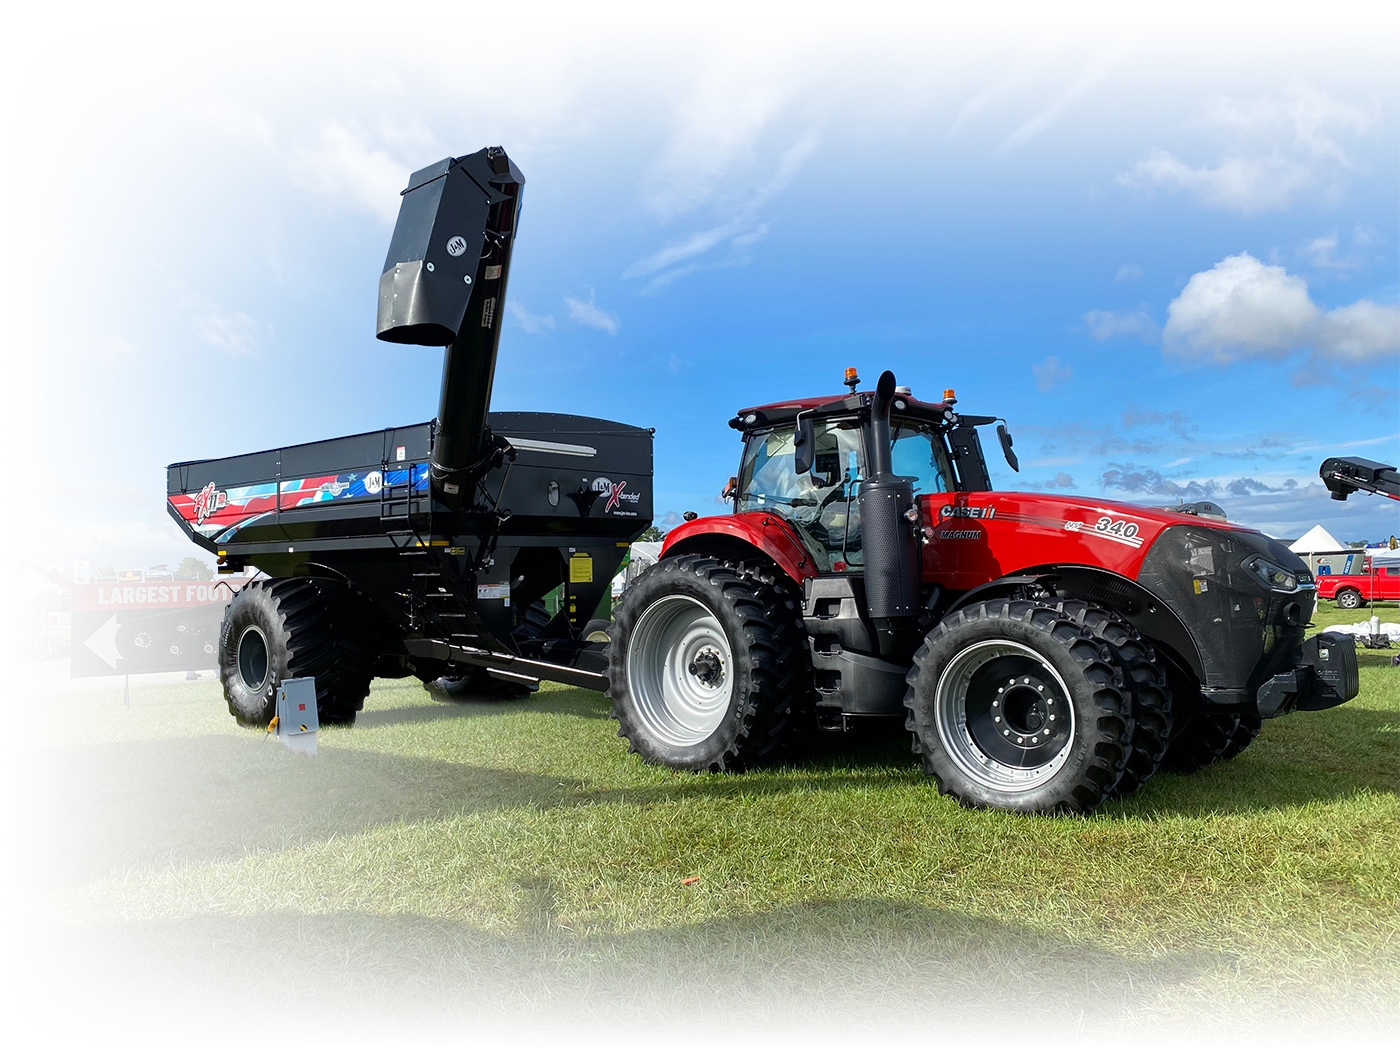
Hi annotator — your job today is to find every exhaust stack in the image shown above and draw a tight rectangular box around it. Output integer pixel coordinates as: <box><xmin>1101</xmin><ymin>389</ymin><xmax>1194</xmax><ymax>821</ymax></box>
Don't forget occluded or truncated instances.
<box><xmin>376</xmin><ymin>147</ymin><xmax>525</xmax><ymax>492</ymax></box>
<box><xmin>859</xmin><ymin>369</ymin><xmax>921</xmax><ymax>657</ymax></box>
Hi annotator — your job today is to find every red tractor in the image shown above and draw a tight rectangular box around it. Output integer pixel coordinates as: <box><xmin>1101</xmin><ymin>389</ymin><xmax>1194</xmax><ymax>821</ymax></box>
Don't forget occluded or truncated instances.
<box><xmin>604</xmin><ymin>369</ymin><xmax>1359</xmax><ymax>813</ymax></box>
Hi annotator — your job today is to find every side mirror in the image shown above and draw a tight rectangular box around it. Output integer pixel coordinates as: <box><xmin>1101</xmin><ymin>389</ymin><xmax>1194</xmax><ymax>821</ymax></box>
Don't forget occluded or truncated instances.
<box><xmin>997</xmin><ymin>423</ymin><xmax>1019</xmax><ymax>473</ymax></box>
<box><xmin>721</xmin><ymin>476</ymin><xmax>738</xmax><ymax>500</ymax></box>
<box><xmin>793</xmin><ymin>417</ymin><xmax>815</xmax><ymax>475</ymax></box>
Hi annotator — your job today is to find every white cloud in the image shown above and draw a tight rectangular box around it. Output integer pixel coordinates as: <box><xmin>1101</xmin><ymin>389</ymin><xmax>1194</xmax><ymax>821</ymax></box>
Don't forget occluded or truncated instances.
<box><xmin>11</xmin><ymin>207</ymin><xmax>87</xmax><ymax>267</ymax></box>
<box><xmin>1116</xmin><ymin>85</ymin><xmax>1374</xmax><ymax>215</ymax></box>
<box><xmin>287</xmin><ymin>120</ymin><xmax>408</xmax><ymax>222</ymax></box>
<box><xmin>1114</xmin><ymin>263</ymin><xmax>1142</xmax><ymax>282</ymax></box>
<box><xmin>1163</xmin><ymin>253</ymin><xmax>1400</xmax><ymax>363</ymax></box>
<box><xmin>337</xmin><ymin>45</ymin><xmax>406</xmax><ymax>100</ymax></box>
<box><xmin>60</xmin><ymin>20</ymin><xmax>218</xmax><ymax>113</ymax></box>
<box><xmin>194</xmin><ymin>311</ymin><xmax>268</xmax><ymax>357</ymax></box>
<box><xmin>57</xmin><ymin>20</ymin><xmax>278</xmax><ymax>158</ymax></box>
<box><xmin>952</xmin><ymin>15</ymin><xmax>1080</xmax><ymax>140</ymax></box>
<box><xmin>506</xmin><ymin>302</ymin><xmax>556</xmax><ymax>335</ymax></box>
<box><xmin>1083</xmin><ymin>309</ymin><xmax>1159</xmax><ymax>343</ymax></box>
<box><xmin>1002</xmin><ymin>18</ymin><xmax>1153</xmax><ymax>156</ymax></box>
<box><xmin>1031</xmin><ymin>356</ymin><xmax>1073</xmax><ymax>391</ymax></box>
<box><xmin>641</xmin><ymin>17</ymin><xmax>828</xmax><ymax>219</ymax></box>
<box><xmin>60</xmin><ymin>338</ymin><xmax>137</xmax><ymax>372</ymax></box>
<box><xmin>9</xmin><ymin>456</ymin><xmax>153</xmax><ymax>509</ymax></box>
<box><xmin>564</xmin><ymin>289</ymin><xmax>620</xmax><ymax>335</ymax></box>
<box><xmin>375</xmin><ymin>114</ymin><xmax>445</xmax><ymax>167</ymax></box>
<box><xmin>383</xmin><ymin>17</ymin><xmax>596</xmax><ymax>135</ymax></box>
<box><xmin>177</xmin><ymin>97</ymin><xmax>275</xmax><ymax>153</ymax></box>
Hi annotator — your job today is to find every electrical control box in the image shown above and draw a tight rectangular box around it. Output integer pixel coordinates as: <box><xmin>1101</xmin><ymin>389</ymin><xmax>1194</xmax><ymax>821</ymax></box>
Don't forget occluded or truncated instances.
<box><xmin>276</xmin><ymin>677</ymin><xmax>318</xmax><ymax>754</ymax></box>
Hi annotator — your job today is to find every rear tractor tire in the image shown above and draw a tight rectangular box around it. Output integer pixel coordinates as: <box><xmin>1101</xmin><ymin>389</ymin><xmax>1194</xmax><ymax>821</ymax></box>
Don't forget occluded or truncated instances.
<box><xmin>606</xmin><ymin>554</ymin><xmax>808</xmax><ymax>772</ymax></box>
<box><xmin>219</xmin><ymin>578</ymin><xmax>377</xmax><ymax>728</ymax></box>
<box><xmin>903</xmin><ymin>598</ymin><xmax>1134</xmax><ymax>814</ymax></box>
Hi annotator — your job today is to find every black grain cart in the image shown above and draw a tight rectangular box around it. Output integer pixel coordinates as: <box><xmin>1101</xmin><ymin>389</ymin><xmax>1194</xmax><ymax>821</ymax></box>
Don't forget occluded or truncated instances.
<box><xmin>168</xmin><ymin>147</ymin><xmax>653</xmax><ymax>725</ymax></box>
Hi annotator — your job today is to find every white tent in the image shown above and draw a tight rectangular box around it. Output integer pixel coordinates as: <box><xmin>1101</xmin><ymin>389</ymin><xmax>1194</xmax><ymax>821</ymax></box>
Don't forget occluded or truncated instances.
<box><xmin>1289</xmin><ymin>524</ymin><xmax>1347</xmax><ymax>554</ymax></box>
<box><xmin>1371</xmin><ymin>547</ymin><xmax>1400</xmax><ymax>569</ymax></box>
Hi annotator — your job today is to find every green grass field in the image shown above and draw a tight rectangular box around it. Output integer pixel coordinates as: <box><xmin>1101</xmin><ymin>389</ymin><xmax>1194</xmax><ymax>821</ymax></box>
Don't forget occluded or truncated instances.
<box><xmin>15</xmin><ymin>601</ymin><xmax>1399</xmax><ymax>1038</ymax></box>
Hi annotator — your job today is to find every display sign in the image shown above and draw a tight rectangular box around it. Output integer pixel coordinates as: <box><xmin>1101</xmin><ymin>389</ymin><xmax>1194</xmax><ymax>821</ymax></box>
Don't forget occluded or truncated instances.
<box><xmin>69</xmin><ymin>578</ymin><xmax>252</xmax><ymax>677</ymax></box>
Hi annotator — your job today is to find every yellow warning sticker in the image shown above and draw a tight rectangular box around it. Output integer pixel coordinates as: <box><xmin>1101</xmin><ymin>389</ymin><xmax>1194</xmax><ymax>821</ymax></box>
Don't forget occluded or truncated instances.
<box><xmin>569</xmin><ymin>553</ymin><xmax>593</xmax><ymax>584</ymax></box>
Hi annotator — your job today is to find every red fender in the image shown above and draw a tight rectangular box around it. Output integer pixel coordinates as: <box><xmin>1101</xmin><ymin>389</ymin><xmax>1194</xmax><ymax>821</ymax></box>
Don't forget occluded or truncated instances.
<box><xmin>660</xmin><ymin>512</ymin><xmax>819</xmax><ymax>585</ymax></box>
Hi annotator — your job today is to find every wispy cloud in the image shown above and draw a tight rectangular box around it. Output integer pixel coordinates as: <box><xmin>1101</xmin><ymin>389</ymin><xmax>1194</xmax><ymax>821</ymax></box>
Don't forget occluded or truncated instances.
<box><xmin>641</xmin><ymin>16</ymin><xmax>834</xmax><ymax>221</ymax></box>
<box><xmin>862</xmin><ymin>17</ymin><xmax>1008</xmax><ymax>140</ymax></box>
<box><xmin>1116</xmin><ymin>85</ymin><xmax>1375</xmax><ymax>215</ymax></box>
<box><xmin>60</xmin><ymin>337</ymin><xmax>137</xmax><ymax>375</ymax></box>
<box><xmin>177</xmin><ymin>97</ymin><xmax>275</xmax><ymax>153</ymax></box>
<box><xmin>10</xmin><ymin>204</ymin><xmax>88</xmax><ymax>264</ymax></box>
<box><xmin>287</xmin><ymin>120</ymin><xmax>410</xmax><ymax>222</ymax></box>
<box><xmin>507</xmin><ymin>302</ymin><xmax>556</xmax><ymax>335</ymax></box>
<box><xmin>1031</xmin><ymin>355</ymin><xmax>1073</xmax><ymax>391</ymax></box>
<box><xmin>1002</xmin><ymin>18</ymin><xmax>1153</xmax><ymax>156</ymax></box>
<box><xmin>952</xmin><ymin>17</ymin><xmax>1080</xmax><ymax>140</ymax></box>
<box><xmin>1114</xmin><ymin>263</ymin><xmax>1142</xmax><ymax>282</ymax></box>
<box><xmin>383</xmin><ymin>16</ymin><xmax>596</xmax><ymax>142</ymax></box>
<box><xmin>8</xmin><ymin>453</ymin><xmax>151</xmax><ymax>506</ymax></box>
<box><xmin>564</xmin><ymin>289</ymin><xmax>620</xmax><ymax>335</ymax></box>
<box><xmin>1083</xmin><ymin>309</ymin><xmax>1160</xmax><ymax>343</ymax></box>
<box><xmin>337</xmin><ymin>45</ymin><xmax>406</xmax><ymax>100</ymax></box>
<box><xmin>194</xmin><ymin>311</ymin><xmax>269</xmax><ymax>357</ymax></box>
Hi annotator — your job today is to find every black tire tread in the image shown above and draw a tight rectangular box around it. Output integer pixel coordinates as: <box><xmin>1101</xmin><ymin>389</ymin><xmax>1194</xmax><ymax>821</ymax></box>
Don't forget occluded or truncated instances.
<box><xmin>1050</xmin><ymin>600</ymin><xmax>1172</xmax><ymax>798</ymax></box>
<box><xmin>904</xmin><ymin>598</ymin><xmax>1133</xmax><ymax>814</ymax></box>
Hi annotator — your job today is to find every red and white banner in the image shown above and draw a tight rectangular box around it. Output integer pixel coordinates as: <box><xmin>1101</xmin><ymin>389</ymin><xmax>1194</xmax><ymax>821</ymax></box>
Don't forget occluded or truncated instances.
<box><xmin>70</xmin><ymin>579</ymin><xmax>250</xmax><ymax>612</ymax></box>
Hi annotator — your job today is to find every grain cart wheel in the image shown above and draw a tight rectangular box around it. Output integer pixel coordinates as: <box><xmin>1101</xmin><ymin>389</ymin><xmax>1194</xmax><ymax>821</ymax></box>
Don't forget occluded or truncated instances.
<box><xmin>904</xmin><ymin>598</ymin><xmax>1133</xmax><ymax>814</ymax></box>
<box><xmin>219</xmin><ymin>578</ymin><xmax>376</xmax><ymax>728</ymax></box>
<box><xmin>1334</xmin><ymin>588</ymin><xmax>1364</xmax><ymax>610</ymax></box>
<box><xmin>581</xmin><ymin>619</ymin><xmax>613</xmax><ymax>643</ymax></box>
<box><xmin>1052</xmin><ymin>600</ymin><xmax>1172</xmax><ymax>799</ymax></box>
<box><xmin>607</xmin><ymin>554</ymin><xmax>804</xmax><ymax>772</ymax></box>
<box><xmin>425</xmin><ymin>600</ymin><xmax>551</xmax><ymax>701</ymax></box>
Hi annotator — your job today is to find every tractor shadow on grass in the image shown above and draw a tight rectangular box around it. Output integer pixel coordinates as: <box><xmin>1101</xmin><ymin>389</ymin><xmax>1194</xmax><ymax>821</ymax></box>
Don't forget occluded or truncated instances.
<box><xmin>356</xmin><ymin>685</ymin><xmax>611</xmax><ymax>727</ymax></box>
<box><xmin>19</xmin><ymin>730</ymin><xmax>938</xmax><ymax>889</ymax></box>
<box><xmin>17</xmin><ymin>897</ymin><xmax>1267</xmax><ymax>1042</ymax></box>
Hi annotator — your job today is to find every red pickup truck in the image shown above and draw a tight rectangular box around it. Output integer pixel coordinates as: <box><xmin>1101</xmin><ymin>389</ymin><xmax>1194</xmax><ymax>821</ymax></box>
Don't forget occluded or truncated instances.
<box><xmin>1316</xmin><ymin>563</ymin><xmax>1400</xmax><ymax>608</ymax></box>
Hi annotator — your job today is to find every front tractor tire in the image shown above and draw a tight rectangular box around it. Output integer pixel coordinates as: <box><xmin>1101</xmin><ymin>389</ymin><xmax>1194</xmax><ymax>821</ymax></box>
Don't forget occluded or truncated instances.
<box><xmin>904</xmin><ymin>599</ymin><xmax>1134</xmax><ymax>814</ymax></box>
<box><xmin>606</xmin><ymin>555</ymin><xmax>806</xmax><ymax>772</ymax></box>
<box><xmin>219</xmin><ymin>578</ymin><xmax>376</xmax><ymax>728</ymax></box>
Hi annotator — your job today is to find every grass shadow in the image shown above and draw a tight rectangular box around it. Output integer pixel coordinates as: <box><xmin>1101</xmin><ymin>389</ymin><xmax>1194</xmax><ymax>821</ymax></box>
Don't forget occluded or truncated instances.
<box><xmin>8</xmin><ymin>890</ymin><xmax>1215</xmax><ymax>1047</ymax></box>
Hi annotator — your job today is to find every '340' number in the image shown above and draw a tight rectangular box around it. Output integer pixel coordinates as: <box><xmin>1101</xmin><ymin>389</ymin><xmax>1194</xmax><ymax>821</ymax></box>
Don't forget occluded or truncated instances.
<box><xmin>1095</xmin><ymin>517</ymin><xmax>1138</xmax><ymax>538</ymax></box>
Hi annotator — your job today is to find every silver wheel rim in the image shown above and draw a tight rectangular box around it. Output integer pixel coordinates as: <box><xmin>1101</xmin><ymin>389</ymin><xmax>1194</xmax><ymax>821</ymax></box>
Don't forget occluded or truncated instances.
<box><xmin>236</xmin><ymin>625</ymin><xmax>271</xmax><ymax>692</ymax></box>
<box><xmin>626</xmin><ymin>595</ymin><xmax>733</xmax><ymax>747</ymax></box>
<box><xmin>934</xmin><ymin>639</ymin><xmax>1076</xmax><ymax>793</ymax></box>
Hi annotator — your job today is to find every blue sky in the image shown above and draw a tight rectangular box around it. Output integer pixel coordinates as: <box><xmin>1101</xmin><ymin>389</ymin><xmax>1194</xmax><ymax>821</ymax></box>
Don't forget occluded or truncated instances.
<box><xmin>4</xmin><ymin>2</ymin><xmax>1397</xmax><ymax>586</ymax></box>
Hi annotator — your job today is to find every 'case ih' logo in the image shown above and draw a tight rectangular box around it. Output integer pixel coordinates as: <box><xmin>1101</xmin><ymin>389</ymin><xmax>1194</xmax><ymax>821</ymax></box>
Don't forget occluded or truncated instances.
<box><xmin>192</xmin><ymin>482</ymin><xmax>228</xmax><ymax>524</ymax></box>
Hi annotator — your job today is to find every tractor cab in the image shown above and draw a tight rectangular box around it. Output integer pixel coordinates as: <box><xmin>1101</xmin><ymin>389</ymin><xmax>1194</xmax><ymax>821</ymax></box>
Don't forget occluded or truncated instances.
<box><xmin>726</xmin><ymin>379</ymin><xmax>996</xmax><ymax>572</ymax></box>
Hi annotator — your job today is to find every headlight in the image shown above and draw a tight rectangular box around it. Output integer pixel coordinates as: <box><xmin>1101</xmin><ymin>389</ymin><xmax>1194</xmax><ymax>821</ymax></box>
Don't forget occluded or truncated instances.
<box><xmin>1242</xmin><ymin>554</ymin><xmax>1300</xmax><ymax>592</ymax></box>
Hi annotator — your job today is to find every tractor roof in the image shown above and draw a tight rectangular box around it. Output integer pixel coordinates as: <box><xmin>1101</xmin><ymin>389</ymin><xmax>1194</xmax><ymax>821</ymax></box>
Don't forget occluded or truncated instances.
<box><xmin>729</xmin><ymin>390</ymin><xmax>988</xmax><ymax>433</ymax></box>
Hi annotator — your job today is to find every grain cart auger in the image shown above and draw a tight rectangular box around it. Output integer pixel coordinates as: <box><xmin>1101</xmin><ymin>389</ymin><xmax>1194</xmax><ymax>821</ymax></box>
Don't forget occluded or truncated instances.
<box><xmin>605</xmin><ymin>368</ymin><xmax>1359</xmax><ymax>814</ymax></box>
<box><xmin>167</xmin><ymin>147</ymin><xmax>653</xmax><ymax>726</ymax></box>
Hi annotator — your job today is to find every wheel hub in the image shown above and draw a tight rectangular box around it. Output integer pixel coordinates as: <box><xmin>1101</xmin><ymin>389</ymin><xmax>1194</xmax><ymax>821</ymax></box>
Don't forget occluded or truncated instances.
<box><xmin>688</xmin><ymin>647</ymin><xmax>725</xmax><ymax>687</ymax></box>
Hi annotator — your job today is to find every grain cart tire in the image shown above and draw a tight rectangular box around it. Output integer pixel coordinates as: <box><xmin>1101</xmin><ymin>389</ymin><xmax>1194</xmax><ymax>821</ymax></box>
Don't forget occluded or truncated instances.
<box><xmin>219</xmin><ymin>578</ymin><xmax>376</xmax><ymax>728</ymax></box>
<box><xmin>582</xmin><ymin>619</ymin><xmax>613</xmax><ymax>643</ymax></box>
<box><xmin>425</xmin><ymin>600</ymin><xmax>550</xmax><ymax>701</ymax></box>
<box><xmin>1334</xmin><ymin>588</ymin><xmax>1364</xmax><ymax>610</ymax></box>
<box><xmin>1051</xmin><ymin>600</ymin><xmax>1172</xmax><ymax>799</ymax></box>
<box><xmin>904</xmin><ymin>598</ymin><xmax>1133</xmax><ymax>814</ymax></box>
<box><xmin>607</xmin><ymin>554</ymin><xmax>804</xmax><ymax>772</ymax></box>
